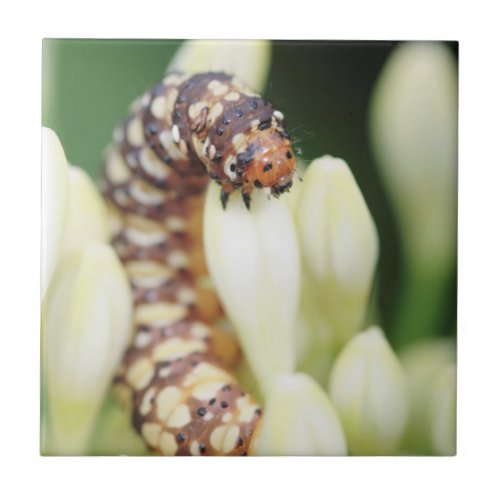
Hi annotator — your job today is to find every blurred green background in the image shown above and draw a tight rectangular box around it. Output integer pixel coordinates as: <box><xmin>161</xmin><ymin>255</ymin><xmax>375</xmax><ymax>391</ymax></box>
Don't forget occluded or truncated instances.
<box><xmin>42</xmin><ymin>39</ymin><xmax>457</xmax><ymax>348</ymax></box>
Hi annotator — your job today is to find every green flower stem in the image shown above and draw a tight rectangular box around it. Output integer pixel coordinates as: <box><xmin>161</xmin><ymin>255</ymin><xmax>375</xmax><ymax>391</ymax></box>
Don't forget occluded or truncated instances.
<box><xmin>392</xmin><ymin>259</ymin><xmax>455</xmax><ymax>348</ymax></box>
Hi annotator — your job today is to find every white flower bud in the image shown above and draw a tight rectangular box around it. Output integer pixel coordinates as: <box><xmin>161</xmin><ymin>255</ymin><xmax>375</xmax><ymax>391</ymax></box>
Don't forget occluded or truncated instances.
<box><xmin>370</xmin><ymin>42</ymin><xmax>457</xmax><ymax>272</ymax></box>
<box><xmin>42</xmin><ymin>243</ymin><xmax>132</xmax><ymax>454</ymax></box>
<box><xmin>328</xmin><ymin>326</ymin><xmax>408</xmax><ymax>455</ymax></box>
<box><xmin>294</xmin><ymin>156</ymin><xmax>378</xmax><ymax>381</ymax></box>
<box><xmin>60</xmin><ymin>166</ymin><xmax>110</xmax><ymax>259</ymax></box>
<box><xmin>41</xmin><ymin>127</ymin><xmax>69</xmax><ymax>298</ymax></box>
<box><xmin>167</xmin><ymin>39</ymin><xmax>272</xmax><ymax>93</ymax></box>
<box><xmin>253</xmin><ymin>373</ymin><xmax>347</xmax><ymax>456</ymax></box>
<box><xmin>203</xmin><ymin>183</ymin><xmax>301</xmax><ymax>396</ymax></box>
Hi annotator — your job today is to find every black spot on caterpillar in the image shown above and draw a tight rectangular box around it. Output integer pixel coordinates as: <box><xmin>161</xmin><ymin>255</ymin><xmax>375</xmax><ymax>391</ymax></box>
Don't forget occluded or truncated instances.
<box><xmin>101</xmin><ymin>71</ymin><xmax>295</xmax><ymax>456</ymax></box>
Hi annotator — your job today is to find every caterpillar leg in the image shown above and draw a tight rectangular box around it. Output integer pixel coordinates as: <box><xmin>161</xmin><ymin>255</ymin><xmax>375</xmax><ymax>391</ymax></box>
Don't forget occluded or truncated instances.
<box><xmin>242</xmin><ymin>190</ymin><xmax>252</xmax><ymax>210</ymax></box>
<box><xmin>220</xmin><ymin>189</ymin><xmax>230</xmax><ymax>210</ymax></box>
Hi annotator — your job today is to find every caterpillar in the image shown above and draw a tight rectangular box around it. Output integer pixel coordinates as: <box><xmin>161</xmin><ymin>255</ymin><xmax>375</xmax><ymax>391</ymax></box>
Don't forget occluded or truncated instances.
<box><xmin>101</xmin><ymin>71</ymin><xmax>296</xmax><ymax>456</ymax></box>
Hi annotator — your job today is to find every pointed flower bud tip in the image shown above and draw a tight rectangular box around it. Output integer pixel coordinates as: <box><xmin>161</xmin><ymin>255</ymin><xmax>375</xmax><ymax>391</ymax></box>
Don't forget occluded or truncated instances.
<box><xmin>253</xmin><ymin>373</ymin><xmax>347</xmax><ymax>456</ymax></box>
<box><xmin>328</xmin><ymin>326</ymin><xmax>408</xmax><ymax>455</ymax></box>
<box><xmin>168</xmin><ymin>39</ymin><xmax>272</xmax><ymax>93</ymax></box>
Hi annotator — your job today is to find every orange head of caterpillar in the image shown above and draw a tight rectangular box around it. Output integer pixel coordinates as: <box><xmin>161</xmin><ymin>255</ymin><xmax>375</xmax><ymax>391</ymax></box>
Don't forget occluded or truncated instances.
<box><xmin>228</xmin><ymin>128</ymin><xmax>296</xmax><ymax>209</ymax></box>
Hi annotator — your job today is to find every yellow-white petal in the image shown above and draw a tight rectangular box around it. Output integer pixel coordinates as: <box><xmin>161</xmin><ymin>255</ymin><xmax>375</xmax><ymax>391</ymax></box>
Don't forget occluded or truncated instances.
<box><xmin>41</xmin><ymin>127</ymin><xmax>69</xmax><ymax>298</ymax></box>
<box><xmin>370</xmin><ymin>42</ymin><xmax>457</xmax><ymax>271</ymax></box>
<box><xmin>399</xmin><ymin>338</ymin><xmax>456</xmax><ymax>454</ymax></box>
<box><xmin>328</xmin><ymin>326</ymin><xmax>408</xmax><ymax>455</ymax></box>
<box><xmin>60</xmin><ymin>166</ymin><xmax>110</xmax><ymax>259</ymax></box>
<box><xmin>294</xmin><ymin>156</ymin><xmax>378</xmax><ymax>380</ymax></box>
<box><xmin>167</xmin><ymin>39</ymin><xmax>272</xmax><ymax>93</ymax></box>
<box><xmin>42</xmin><ymin>243</ymin><xmax>132</xmax><ymax>454</ymax></box>
<box><xmin>253</xmin><ymin>373</ymin><xmax>346</xmax><ymax>456</ymax></box>
<box><xmin>204</xmin><ymin>183</ymin><xmax>300</xmax><ymax>396</ymax></box>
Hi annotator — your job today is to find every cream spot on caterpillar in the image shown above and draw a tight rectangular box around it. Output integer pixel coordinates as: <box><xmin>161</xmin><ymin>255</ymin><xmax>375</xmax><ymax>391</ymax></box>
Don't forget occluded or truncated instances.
<box><xmin>139</xmin><ymin>147</ymin><xmax>171</xmax><ymax>180</ymax></box>
<box><xmin>183</xmin><ymin>363</ymin><xmax>232</xmax><ymax>388</ymax></box>
<box><xmin>167</xmin><ymin>404</ymin><xmax>191</xmax><ymax>428</ymax></box>
<box><xmin>156</xmin><ymin>386</ymin><xmax>183</xmax><ymax>421</ymax></box>
<box><xmin>208</xmin><ymin>144</ymin><xmax>216</xmax><ymax>160</ymax></box>
<box><xmin>159</xmin><ymin>432</ymin><xmax>178</xmax><ymax>455</ymax></box>
<box><xmin>222</xmin><ymin>412</ymin><xmax>233</xmax><ymax>424</ymax></box>
<box><xmin>106</xmin><ymin>201</ymin><xmax>124</xmax><ymax>237</ymax></box>
<box><xmin>224</xmin><ymin>91</ymin><xmax>240</xmax><ymax>101</ymax></box>
<box><xmin>167</xmin><ymin>249</ymin><xmax>189</xmax><ymax>269</ymax></box>
<box><xmin>106</xmin><ymin>149</ymin><xmax>131</xmax><ymax>184</ymax></box>
<box><xmin>190</xmin><ymin>321</ymin><xmax>211</xmax><ymax>339</ymax></box>
<box><xmin>126</xmin><ymin>116</ymin><xmax>144</xmax><ymax>147</ymax></box>
<box><xmin>190</xmin><ymin>440</ymin><xmax>201</xmax><ymax>456</ymax></box>
<box><xmin>175</xmin><ymin>286</ymin><xmax>197</xmax><ymax>305</ymax></box>
<box><xmin>207</xmin><ymin>79</ymin><xmax>222</xmax><ymax>90</ymax></box>
<box><xmin>158</xmin><ymin>366</ymin><xmax>172</xmax><ymax>378</ymax></box>
<box><xmin>126</xmin><ymin>357</ymin><xmax>155</xmax><ymax>390</ymax></box>
<box><xmin>139</xmin><ymin>387</ymin><xmax>156</xmax><ymax>416</ymax></box>
<box><xmin>126</xmin><ymin>261</ymin><xmax>173</xmax><ymax>288</ymax></box>
<box><xmin>165</xmin><ymin>88</ymin><xmax>179</xmax><ymax>114</ymax></box>
<box><xmin>191</xmin><ymin>381</ymin><xmax>224</xmax><ymax>401</ymax></box>
<box><xmin>210</xmin><ymin>424</ymin><xmax>240</xmax><ymax>453</ymax></box>
<box><xmin>222</xmin><ymin>425</ymin><xmax>240</xmax><ymax>453</ymax></box>
<box><xmin>151</xmin><ymin>95</ymin><xmax>168</xmax><ymax>119</ymax></box>
<box><xmin>134</xmin><ymin>302</ymin><xmax>188</xmax><ymax>327</ymax></box>
<box><xmin>152</xmin><ymin>338</ymin><xmax>207</xmax><ymax>362</ymax></box>
<box><xmin>165</xmin><ymin>216</ymin><xmax>186</xmax><ymax>232</ymax></box>
<box><xmin>134</xmin><ymin>330</ymin><xmax>152</xmax><ymax>348</ymax></box>
<box><xmin>207</xmin><ymin>102</ymin><xmax>224</xmax><ymax>123</ymax></box>
<box><xmin>211</xmin><ymin>83</ymin><xmax>229</xmax><ymax>96</ymax></box>
<box><xmin>210</xmin><ymin>425</ymin><xmax>228</xmax><ymax>451</ymax></box>
<box><xmin>142</xmin><ymin>422</ymin><xmax>162</xmax><ymax>447</ymax></box>
<box><xmin>236</xmin><ymin>395</ymin><xmax>260</xmax><ymax>423</ymax></box>
<box><xmin>129</xmin><ymin>179</ymin><xmax>166</xmax><ymax>205</ymax></box>
<box><xmin>124</xmin><ymin>226</ymin><xmax>166</xmax><ymax>247</ymax></box>
<box><xmin>231</xmin><ymin>133</ymin><xmax>245</xmax><ymax>148</ymax></box>
<box><xmin>171</xmin><ymin>124</ymin><xmax>180</xmax><ymax>143</ymax></box>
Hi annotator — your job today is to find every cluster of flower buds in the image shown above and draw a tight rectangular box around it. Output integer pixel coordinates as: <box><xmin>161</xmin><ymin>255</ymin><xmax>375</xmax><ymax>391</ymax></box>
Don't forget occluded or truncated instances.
<box><xmin>41</xmin><ymin>40</ymin><xmax>456</xmax><ymax>456</ymax></box>
<box><xmin>41</xmin><ymin>128</ymin><xmax>133</xmax><ymax>454</ymax></box>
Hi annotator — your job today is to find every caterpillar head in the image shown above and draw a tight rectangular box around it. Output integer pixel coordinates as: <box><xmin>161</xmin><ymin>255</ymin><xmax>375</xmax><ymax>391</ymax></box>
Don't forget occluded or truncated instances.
<box><xmin>233</xmin><ymin>128</ymin><xmax>295</xmax><ymax>205</ymax></box>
